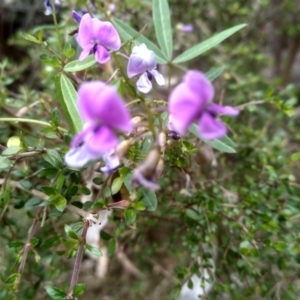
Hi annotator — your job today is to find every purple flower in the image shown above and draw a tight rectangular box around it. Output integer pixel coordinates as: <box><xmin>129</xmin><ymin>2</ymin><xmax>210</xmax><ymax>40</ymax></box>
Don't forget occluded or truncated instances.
<box><xmin>76</xmin><ymin>14</ymin><xmax>121</xmax><ymax>64</ymax></box>
<box><xmin>127</xmin><ymin>44</ymin><xmax>165</xmax><ymax>94</ymax></box>
<box><xmin>168</xmin><ymin>70</ymin><xmax>239</xmax><ymax>140</ymax></box>
<box><xmin>65</xmin><ymin>81</ymin><xmax>132</xmax><ymax>168</ymax></box>
<box><xmin>44</xmin><ymin>0</ymin><xmax>61</xmax><ymax>16</ymax></box>
<box><xmin>177</xmin><ymin>23</ymin><xmax>194</xmax><ymax>33</ymax></box>
<box><xmin>100</xmin><ymin>150</ymin><xmax>121</xmax><ymax>174</ymax></box>
<box><xmin>72</xmin><ymin>10</ymin><xmax>86</xmax><ymax>23</ymax></box>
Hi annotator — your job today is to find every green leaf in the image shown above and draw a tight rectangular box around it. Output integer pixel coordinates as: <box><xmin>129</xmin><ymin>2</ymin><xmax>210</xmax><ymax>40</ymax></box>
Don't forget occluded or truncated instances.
<box><xmin>5</xmin><ymin>273</ymin><xmax>20</xmax><ymax>284</ymax></box>
<box><xmin>64</xmin><ymin>224</ymin><xmax>79</xmax><ymax>240</ymax></box>
<box><xmin>185</xmin><ymin>209</ymin><xmax>199</xmax><ymax>221</ymax></box>
<box><xmin>173</xmin><ymin>24</ymin><xmax>247</xmax><ymax>63</ymax></box>
<box><xmin>55</xmin><ymin>173</ymin><xmax>65</xmax><ymax>190</ymax></box>
<box><xmin>124</xmin><ymin>208</ymin><xmax>136</xmax><ymax>226</ymax></box>
<box><xmin>73</xmin><ymin>283</ymin><xmax>86</xmax><ymax>297</ymax></box>
<box><xmin>44</xmin><ymin>286</ymin><xmax>66</xmax><ymax>300</ymax></box>
<box><xmin>24</xmin><ymin>197</ymin><xmax>42</xmax><ymax>210</ymax></box>
<box><xmin>51</xmin><ymin>107</ymin><xmax>61</xmax><ymax>127</ymax></box>
<box><xmin>111</xmin><ymin>177</ymin><xmax>123</xmax><ymax>195</ymax></box>
<box><xmin>152</xmin><ymin>0</ymin><xmax>172</xmax><ymax>61</ymax></box>
<box><xmin>134</xmin><ymin>201</ymin><xmax>147</xmax><ymax>211</ymax></box>
<box><xmin>205</xmin><ymin>66</ymin><xmax>226</xmax><ymax>81</ymax></box>
<box><xmin>42</xmin><ymin>236</ymin><xmax>60</xmax><ymax>248</ymax></box>
<box><xmin>290</xmin><ymin>152</ymin><xmax>300</xmax><ymax>161</ymax></box>
<box><xmin>43</xmin><ymin>149</ymin><xmax>63</xmax><ymax>169</ymax></box>
<box><xmin>59</xmin><ymin>74</ymin><xmax>83</xmax><ymax>133</ymax></box>
<box><xmin>189</xmin><ymin>124</ymin><xmax>236</xmax><ymax>153</ymax></box>
<box><xmin>64</xmin><ymin>55</ymin><xmax>96</xmax><ymax>72</ymax></box>
<box><xmin>0</xmin><ymin>156</ymin><xmax>12</xmax><ymax>169</ymax></box>
<box><xmin>63</xmin><ymin>42</ymin><xmax>75</xmax><ymax>59</ymax></box>
<box><xmin>273</xmin><ymin>241</ymin><xmax>287</xmax><ymax>251</ymax></box>
<box><xmin>85</xmin><ymin>244</ymin><xmax>103</xmax><ymax>256</ymax></box>
<box><xmin>112</xmin><ymin>18</ymin><xmax>167</xmax><ymax>64</ymax></box>
<box><xmin>22</xmin><ymin>33</ymin><xmax>41</xmax><ymax>44</ymax></box>
<box><xmin>54</xmin><ymin>195</ymin><xmax>67</xmax><ymax>212</ymax></box>
<box><xmin>140</xmin><ymin>189</ymin><xmax>157</xmax><ymax>211</ymax></box>
<box><xmin>30</xmin><ymin>237</ymin><xmax>39</xmax><ymax>247</ymax></box>
<box><xmin>2</xmin><ymin>146</ymin><xmax>22</xmax><ymax>156</ymax></box>
<box><xmin>107</xmin><ymin>238</ymin><xmax>116</xmax><ymax>257</ymax></box>
<box><xmin>100</xmin><ymin>230</ymin><xmax>113</xmax><ymax>241</ymax></box>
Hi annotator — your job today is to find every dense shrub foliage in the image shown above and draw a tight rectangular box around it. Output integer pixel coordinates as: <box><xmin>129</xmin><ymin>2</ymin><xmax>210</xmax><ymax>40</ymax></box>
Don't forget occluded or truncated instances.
<box><xmin>0</xmin><ymin>0</ymin><xmax>300</xmax><ymax>299</ymax></box>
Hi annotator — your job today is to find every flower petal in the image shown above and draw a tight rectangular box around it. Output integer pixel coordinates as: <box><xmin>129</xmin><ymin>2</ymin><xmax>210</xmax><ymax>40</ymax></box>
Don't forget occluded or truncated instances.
<box><xmin>127</xmin><ymin>44</ymin><xmax>156</xmax><ymax>78</ymax></box>
<box><xmin>65</xmin><ymin>143</ymin><xmax>98</xmax><ymax>168</ymax></box>
<box><xmin>94</xmin><ymin>45</ymin><xmax>110</xmax><ymax>64</ymax></box>
<box><xmin>78</xmin><ymin>81</ymin><xmax>133</xmax><ymax>132</ymax></box>
<box><xmin>72</xmin><ymin>10</ymin><xmax>82</xmax><ymax>23</ymax></box>
<box><xmin>100</xmin><ymin>150</ymin><xmax>121</xmax><ymax>173</ymax></box>
<box><xmin>92</xmin><ymin>20</ymin><xmax>121</xmax><ymax>50</ymax></box>
<box><xmin>198</xmin><ymin>112</ymin><xmax>227</xmax><ymax>140</ymax></box>
<box><xmin>183</xmin><ymin>70</ymin><xmax>214</xmax><ymax>103</ymax></box>
<box><xmin>151</xmin><ymin>70</ymin><xmax>165</xmax><ymax>86</ymax></box>
<box><xmin>136</xmin><ymin>73</ymin><xmax>152</xmax><ymax>94</ymax></box>
<box><xmin>168</xmin><ymin>83</ymin><xmax>204</xmax><ymax>135</ymax></box>
<box><xmin>207</xmin><ymin>103</ymin><xmax>239</xmax><ymax>116</ymax></box>
<box><xmin>70</xmin><ymin>123</ymin><xmax>94</xmax><ymax>147</ymax></box>
<box><xmin>132</xmin><ymin>169</ymin><xmax>160</xmax><ymax>191</ymax></box>
<box><xmin>79</xmin><ymin>46</ymin><xmax>93</xmax><ymax>61</ymax></box>
<box><xmin>86</xmin><ymin>126</ymin><xmax>119</xmax><ymax>154</ymax></box>
<box><xmin>77</xmin><ymin>14</ymin><xmax>94</xmax><ymax>48</ymax></box>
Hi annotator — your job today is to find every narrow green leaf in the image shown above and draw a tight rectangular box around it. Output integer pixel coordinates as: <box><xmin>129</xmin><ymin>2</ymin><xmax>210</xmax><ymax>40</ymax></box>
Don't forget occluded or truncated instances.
<box><xmin>205</xmin><ymin>66</ymin><xmax>226</xmax><ymax>81</ymax></box>
<box><xmin>112</xmin><ymin>18</ymin><xmax>167</xmax><ymax>64</ymax></box>
<box><xmin>153</xmin><ymin>0</ymin><xmax>173</xmax><ymax>61</ymax></box>
<box><xmin>173</xmin><ymin>24</ymin><xmax>247</xmax><ymax>63</ymax></box>
<box><xmin>140</xmin><ymin>189</ymin><xmax>157</xmax><ymax>211</ymax></box>
<box><xmin>85</xmin><ymin>244</ymin><xmax>103</xmax><ymax>256</ymax></box>
<box><xmin>64</xmin><ymin>55</ymin><xmax>96</xmax><ymax>72</ymax></box>
<box><xmin>43</xmin><ymin>149</ymin><xmax>63</xmax><ymax>169</ymax></box>
<box><xmin>22</xmin><ymin>33</ymin><xmax>41</xmax><ymax>44</ymax></box>
<box><xmin>124</xmin><ymin>208</ymin><xmax>137</xmax><ymax>226</ymax></box>
<box><xmin>59</xmin><ymin>74</ymin><xmax>83</xmax><ymax>133</ymax></box>
<box><xmin>189</xmin><ymin>124</ymin><xmax>236</xmax><ymax>153</ymax></box>
<box><xmin>2</xmin><ymin>146</ymin><xmax>22</xmax><ymax>156</ymax></box>
<box><xmin>111</xmin><ymin>177</ymin><xmax>123</xmax><ymax>195</ymax></box>
<box><xmin>24</xmin><ymin>197</ymin><xmax>42</xmax><ymax>210</ymax></box>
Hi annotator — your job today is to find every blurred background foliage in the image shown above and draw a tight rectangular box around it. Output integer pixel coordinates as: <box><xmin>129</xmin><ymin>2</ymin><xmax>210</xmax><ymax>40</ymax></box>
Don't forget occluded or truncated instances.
<box><xmin>1</xmin><ymin>0</ymin><xmax>300</xmax><ymax>299</ymax></box>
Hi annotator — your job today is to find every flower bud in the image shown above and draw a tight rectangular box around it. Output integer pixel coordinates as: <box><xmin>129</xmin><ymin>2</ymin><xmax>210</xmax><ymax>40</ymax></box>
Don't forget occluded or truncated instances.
<box><xmin>131</xmin><ymin>146</ymin><xmax>161</xmax><ymax>191</ymax></box>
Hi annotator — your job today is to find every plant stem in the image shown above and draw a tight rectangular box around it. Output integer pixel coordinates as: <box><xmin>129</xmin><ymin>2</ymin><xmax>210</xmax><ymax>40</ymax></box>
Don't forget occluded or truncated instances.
<box><xmin>0</xmin><ymin>117</ymin><xmax>67</xmax><ymax>132</ymax></box>
<box><xmin>15</xmin><ymin>207</ymin><xmax>43</xmax><ymax>287</ymax></box>
<box><xmin>66</xmin><ymin>219</ymin><xmax>90</xmax><ymax>299</ymax></box>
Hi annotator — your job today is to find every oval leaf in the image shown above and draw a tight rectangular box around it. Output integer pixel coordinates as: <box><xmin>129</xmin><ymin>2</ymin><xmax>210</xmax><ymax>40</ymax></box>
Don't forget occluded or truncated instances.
<box><xmin>111</xmin><ymin>177</ymin><xmax>123</xmax><ymax>195</ymax></box>
<box><xmin>60</xmin><ymin>74</ymin><xmax>83</xmax><ymax>133</ymax></box>
<box><xmin>124</xmin><ymin>208</ymin><xmax>136</xmax><ymax>226</ymax></box>
<box><xmin>64</xmin><ymin>55</ymin><xmax>96</xmax><ymax>72</ymax></box>
<box><xmin>173</xmin><ymin>24</ymin><xmax>247</xmax><ymax>63</ymax></box>
<box><xmin>43</xmin><ymin>149</ymin><xmax>63</xmax><ymax>169</ymax></box>
<box><xmin>153</xmin><ymin>0</ymin><xmax>173</xmax><ymax>61</ymax></box>
<box><xmin>112</xmin><ymin>17</ymin><xmax>167</xmax><ymax>64</ymax></box>
<box><xmin>140</xmin><ymin>189</ymin><xmax>157</xmax><ymax>211</ymax></box>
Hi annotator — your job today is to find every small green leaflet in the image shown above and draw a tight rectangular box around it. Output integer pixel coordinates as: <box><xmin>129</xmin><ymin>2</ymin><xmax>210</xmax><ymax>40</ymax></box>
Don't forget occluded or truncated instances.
<box><xmin>60</xmin><ymin>74</ymin><xmax>83</xmax><ymax>133</ymax></box>
<box><xmin>64</xmin><ymin>55</ymin><xmax>96</xmax><ymax>72</ymax></box>
<box><xmin>153</xmin><ymin>0</ymin><xmax>173</xmax><ymax>61</ymax></box>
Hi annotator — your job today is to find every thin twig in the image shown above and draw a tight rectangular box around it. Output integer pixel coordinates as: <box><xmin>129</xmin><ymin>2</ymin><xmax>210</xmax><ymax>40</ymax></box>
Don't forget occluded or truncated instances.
<box><xmin>66</xmin><ymin>219</ymin><xmax>90</xmax><ymax>299</ymax></box>
<box><xmin>15</xmin><ymin>207</ymin><xmax>43</xmax><ymax>286</ymax></box>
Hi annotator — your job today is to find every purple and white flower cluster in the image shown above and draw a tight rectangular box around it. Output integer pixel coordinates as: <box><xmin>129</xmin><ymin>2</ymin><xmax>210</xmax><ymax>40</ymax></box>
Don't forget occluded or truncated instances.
<box><xmin>64</xmin><ymin>12</ymin><xmax>239</xmax><ymax>190</ymax></box>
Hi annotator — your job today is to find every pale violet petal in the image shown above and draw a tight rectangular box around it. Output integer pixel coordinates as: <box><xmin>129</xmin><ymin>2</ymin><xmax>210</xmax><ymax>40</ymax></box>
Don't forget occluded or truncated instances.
<box><xmin>65</xmin><ymin>144</ymin><xmax>99</xmax><ymax>168</ymax></box>
<box><xmin>151</xmin><ymin>70</ymin><xmax>165</xmax><ymax>86</ymax></box>
<box><xmin>100</xmin><ymin>151</ymin><xmax>121</xmax><ymax>173</ymax></box>
<box><xmin>198</xmin><ymin>112</ymin><xmax>227</xmax><ymax>140</ymax></box>
<box><xmin>136</xmin><ymin>73</ymin><xmax>152</xmax><ymax>94</ymax></box>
